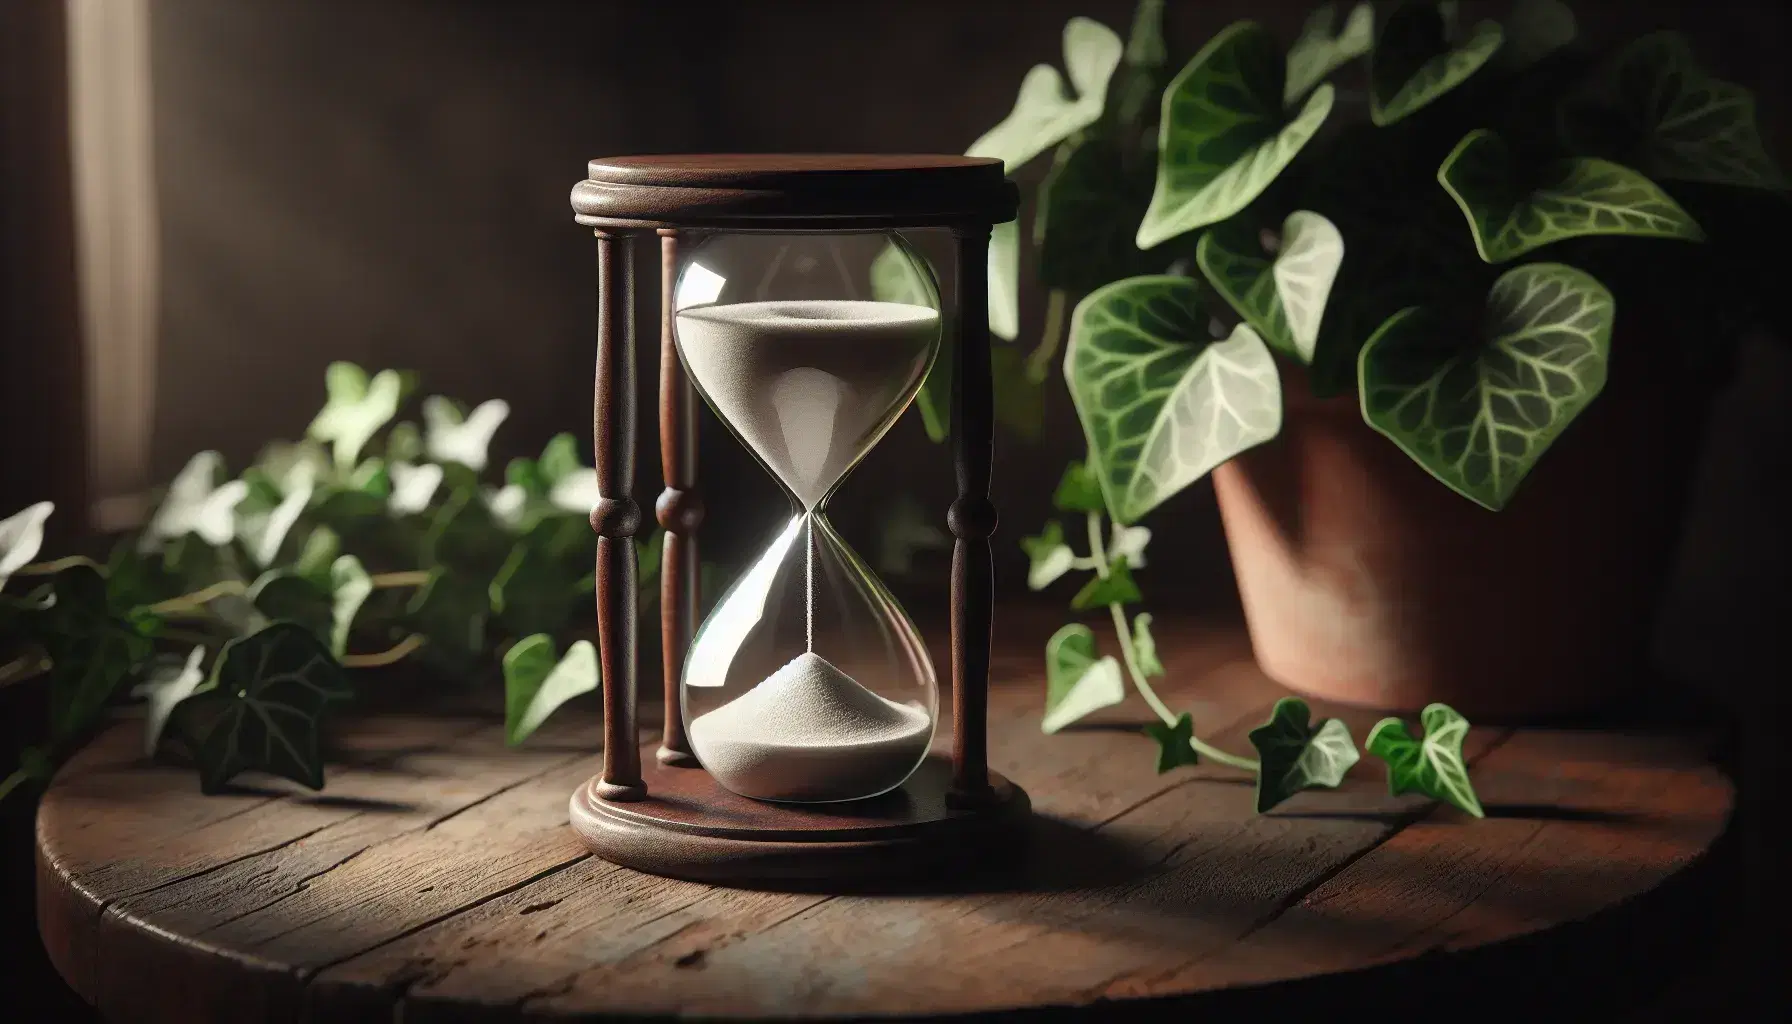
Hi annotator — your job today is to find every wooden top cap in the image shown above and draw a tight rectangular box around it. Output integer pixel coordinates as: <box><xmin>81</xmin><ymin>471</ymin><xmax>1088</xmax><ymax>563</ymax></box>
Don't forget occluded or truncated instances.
<box><xmin>572</xmin><ymin>153</ymin><xmax>1018</xmax><ymax>230</ymax></box>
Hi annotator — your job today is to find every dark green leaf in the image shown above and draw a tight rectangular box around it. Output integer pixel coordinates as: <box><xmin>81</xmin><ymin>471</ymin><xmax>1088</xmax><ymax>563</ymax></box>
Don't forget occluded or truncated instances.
<box><xmin>1358</xmin><ymin>263</ymin><xmax>1613</xmax><ymax>510</ymax></box>
<box><xmin>1042</xmin><ymin>623</ymin><xmax>1126</xmax><ymax>733</ymax></box>
<box><xmin>293</xmin><ymin>527</ymin><xmax>340</xmax><ymax>589</ymax></box>
<box><xmin>1036</xmin><ymin>139</ymin><xmax>1156</xmax><ymax>293</ymax></box>
<box><xmin>1247</xmin><ymin>697</ymin><xmax>1360</xmax><ymax>812</ymax></box>
<box><xmin>1065</xmin><ymin>277</ymin><xmax>1281</xmax><ymax>523</ymax></box>
<box><xmin>1138</xmin><ymin>22</ymin><xmax>1334</xmax><ymax>247</ymax></box>
<box><xmin>385</xmin><ymin>420</ymin><xmax>423</xmax><ymax>463</ymax></box>
<box><xmin>1071</xmin><ymin>557</ymin><xmax>1143</xmax><ymax>610</ymax></box>
<box><xmin>1285</xmin><ymin>2</ymin><xmax>1374</xmax><ymax>104</ymax></box>
<box><xmin>406</xmin><ymin>568</ymin><xmax>489</xmax><ymax>670</ymax></box>
<box><xmin>488</xmin><ymin>516</ymin><xmax>588</xmax><ymax>639</ymax></box>
<box><xmin>35</xmin><ymin>566</ymin><xmax>155</xmax><ymax>745</ymax></box>
<box><xmin>1052</xmin><ymin>462</ymin><xmax>1107</xmax><ymax>513</ymax></box>
<box><xmin>424</xmin><ymin>489</ymin><xmax>510</xmax><ymax>573</ymax></box>
<box><xmin>506</xmin><ymin>457</ymin><xmax>548</xmax><ymax>498</ymax></box>
<box><xmin>538</xmin><ymin>433</ymin><xmax>582</xmax><ymax>485</ymax></box>
<box><xmin>1369</xmin><ymin>3</ymin><xmax>1504</xmax><ymax>126</ymax></box>
<box><xmin>1439</xmin><ymin>129</ymin><xmax>1704</xmax><ymax>263</ymax></box>
<box><xmin>1559</xmin><ymin>32</ymin><xmax>1788</xmax><ymax>191</ymax></box>
<box><xmin>184</xmin><ymin>623</ymin><xmax>351</xmax><ymax>792</ymax></box>
<box><xmin>1366</xmin><ymin>703</ymin><xmax>1484</xmax><ymax>816</ymax></box>
<box><xmin>248</xmin><ymin>570</ymin><xmax>332</xmax><ymax>642</ymax></box>
<box><xmin>1113</xmin><ymin>0</ymin><xmax>1168</xmax><ymax>129</ymax></box>
<box><xmin>1196</xmin><ymin>210</ymin><xmax>1344</xmax><ymax>363</ymax></box>
<box><xmin>1144</xmin><ymin>712</ymin><xmax>1201</xmax><ymax>772</ymax></box>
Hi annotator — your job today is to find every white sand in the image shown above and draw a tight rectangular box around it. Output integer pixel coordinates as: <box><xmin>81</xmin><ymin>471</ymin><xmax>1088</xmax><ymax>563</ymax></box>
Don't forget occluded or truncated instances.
<box><xmin>674</xmin><ymin>300</ymin><xmax>938</xmax><ymax>510</ymax></box>
<box><xmin>688</xmin><ymin>651</ymin><xmax>931</xmax><ymax>803</ymax></box>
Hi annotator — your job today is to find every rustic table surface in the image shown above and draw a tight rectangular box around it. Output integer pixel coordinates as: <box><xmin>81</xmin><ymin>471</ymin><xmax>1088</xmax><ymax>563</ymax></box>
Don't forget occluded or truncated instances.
<box><xmin>36</xmin><ymin>610</ymin><xmax>1735</xmax><ymax>1023</ymax></box>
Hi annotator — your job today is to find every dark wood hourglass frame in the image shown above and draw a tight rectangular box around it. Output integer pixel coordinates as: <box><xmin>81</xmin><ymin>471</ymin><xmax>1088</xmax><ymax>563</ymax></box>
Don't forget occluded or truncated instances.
<box><xmin>566</xmin><ymin>154</ymin><xmax>1030</xmax><ymax>885</ymax></box>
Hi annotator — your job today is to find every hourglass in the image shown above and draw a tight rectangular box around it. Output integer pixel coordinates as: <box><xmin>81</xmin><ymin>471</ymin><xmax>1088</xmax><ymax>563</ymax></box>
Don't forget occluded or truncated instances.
<box><xmin>566</xmin><ymin>155</ymin><xmax>1029</xmax><ymax>885</ymax></box>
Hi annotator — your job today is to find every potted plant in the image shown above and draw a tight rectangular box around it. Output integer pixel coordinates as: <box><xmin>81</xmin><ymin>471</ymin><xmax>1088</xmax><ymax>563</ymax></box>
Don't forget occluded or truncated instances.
<box><xmin>931</xmin><ymin>0</ymin><xmax>1787</xmax><ymax>727</ymax></box>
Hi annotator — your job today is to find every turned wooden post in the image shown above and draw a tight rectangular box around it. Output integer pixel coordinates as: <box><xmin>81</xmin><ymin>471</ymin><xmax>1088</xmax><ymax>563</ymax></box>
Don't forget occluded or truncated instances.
<box><xmin>655</xmin><ymin>228</ymin><xmax>701</xmax><ymax>767</ymax></box>
<box><xmin>591</xmin><ymin>229</ymin><xmax>645</xmax><ymax>801</ymax></box>
<box><xmin>948</xmin><ymin>224</ymin><xmax>996</xmax><ymax>804</ymax></box>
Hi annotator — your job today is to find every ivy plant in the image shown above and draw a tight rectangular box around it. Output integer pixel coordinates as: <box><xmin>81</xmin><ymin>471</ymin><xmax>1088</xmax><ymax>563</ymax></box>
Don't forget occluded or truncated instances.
<box><xmin>0</xmin><ymin>363</ymin><xmax>709</xmax><ymax>803</ymax></box>
<box><xmin>982</xmin><ymin>0</ymin><xmax>1782</xmax><ymax>804</ymax></box>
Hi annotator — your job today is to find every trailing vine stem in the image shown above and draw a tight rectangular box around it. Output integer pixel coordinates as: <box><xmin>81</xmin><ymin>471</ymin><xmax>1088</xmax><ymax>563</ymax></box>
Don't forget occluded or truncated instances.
<box><xmin>0</xmin><ymin>770</ymin><xmax>25</xmax><ymax>805</ymax></box>
<box><xmin>1083</xmin><ymin>511</ymin><xmax>1259</xmax><ymax>772</ymax></box>
<box><xmin>1025</xmin><ymin>290</ymin><xmax>1071</xmax><ymax>383</ymax></box>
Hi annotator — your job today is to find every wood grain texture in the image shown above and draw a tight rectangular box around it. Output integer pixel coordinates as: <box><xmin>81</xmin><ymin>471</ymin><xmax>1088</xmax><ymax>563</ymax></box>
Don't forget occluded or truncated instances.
<box><xmin>36</xmin><ymin>614</ymin><xmax>1734</xmax><ymax>1022</ymax></box>
<box><xmin>653</xmin><ymin>228</ymin><xmax>699</xmax><ymax>769</ymax></box>
<box><xmin>571</xmin><ymin>154</ymin><xmax>1017</xmax><ymax>230</ymax></box>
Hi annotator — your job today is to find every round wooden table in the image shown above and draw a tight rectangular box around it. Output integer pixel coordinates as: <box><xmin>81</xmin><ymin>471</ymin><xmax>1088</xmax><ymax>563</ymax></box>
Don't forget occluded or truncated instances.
<box><xmin>37</xmin><ymin>614</ymin><xmax>1735</xmax><ymax>1022</ymax></box>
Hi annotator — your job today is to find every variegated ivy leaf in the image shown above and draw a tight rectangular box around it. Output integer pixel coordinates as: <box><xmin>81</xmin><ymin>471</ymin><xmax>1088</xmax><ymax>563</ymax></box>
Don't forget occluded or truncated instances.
<box><xmin>1284</xmin><ymin>2</ymin><xmax>1374</xmax><ymax>105</ymax></box>
<box><xmin>1359</xmin><ymin>263</ymin><xmax>1613</xmax><ymax>511</ymax></box>
<box><xmin>1500</xmin><ymin>0</ymin><xmax>1576</xmax><ymax>71</ymax></box>
<box><xmin>1439</xmin><ymin>129</ymin><xmax>1704</xmax><ymax>263</ymax></box>
<box><xmin>1559</xmin><ymin>32</ymin><xmax>1788</xmax><ymax>192</ymax></box>
<box><xmin>131</xmin><ymin>645</ymin><xmax>207</xmax><ymax>757</ymax></box>
<box><xmin>1197</xmin><ymin>210</ymin><xmax>1343</xmax><ymax>363</ymax></box>
<box><xmin>1035</xmin><ymin>139</ymin><xmax>1157</xmax><ymax>294</ymax></box>
<box><xmin>307</xmin><ymin>362</ymin><xmax>406</xmax><ymax>471</ymax></box>
<box><xmin>1108</xmin><ymin>523</ymin><xmax>1150</xmax><ymax>568</ymax></box>
<box><xmin>967</xmin><ymin>17</ymin><xmax>1124</xmax><ymax>173</ymax></box>
<box><xmin>1021</xmin><ymin>521</ymin><xmax>1074</xmax><ymax>591</ymax></box>
<box><xmin>988</xmin><ymin>219</ymin><xmax>1020</xmax><ymax>342</ymax></box>
<box><xmin>241</xmin><ymin>463</ymin><xmax>316</xmax><ymax>569</ymax></box>
<box><xmin>140</xmin><ymin>451</ymin><xmax>249</xmax><ymax>552</ymax></box>
<box><xmin>0</xmin><ymin>501</ymin><xmax>53</xmax><ymax>591</ymax></box>
<box><xmin>548</xmin><ymin>469</ymin><xmax>600</xmax><ymax>515</ymax></box>
<box><xmin>504</xmin><ymin>634</ymin><xmax>598</xmax><ymax>746</ymax></box>
<box><xmin>1137</xmin><ymin>22</ymin><xmax>1334</xmax><ymax>248</ymax></box>
<box><xmin>1042</xmin><ymin>623</ymin><xmax>1126</xmax><ymax>734</ymax></box>
<box><xmin>1369</xmin><ymin>4</ymin><xmax>1504</xmax><ymax>127</ymax></box>
<box><xmin>1065</xmin><ymin>276</ymin><xmax>1282</xmax><ymax>524</ymax></box>
<box><xmin>1367</xmin><ymin>703</ymin><xmax>1484</xmax><ymax>817</ymax></box>
<box><xmin>388</xmin><ymin>460</ymin><xmax>443</xmax><ymax>515</ymax></box>
<box><xmin>1247</xmin><ymin>697</ymin><xmax>1360</xmax><ymax>813</ymax></box>
<box><xmin>328</xmin><ymin>555</ymin><xmax>372</xmax><ymax>658</ymax></box>
<box><xmin>423</xmin><ymin>396</ymin><xmax>510</xmax><ymax>472</ymax></box>
<box><xmin>1052</xmin><ymin>461</ymin><xmax>1106</xmax><ymax>513</ymax></box>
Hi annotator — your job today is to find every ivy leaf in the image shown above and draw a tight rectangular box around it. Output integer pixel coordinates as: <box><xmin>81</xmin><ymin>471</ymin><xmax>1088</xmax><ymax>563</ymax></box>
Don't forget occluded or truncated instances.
<box><xmin>307</xmin><ymin>362</ymin><xmax>406</xmax><ymax>471</ymax></box>
<box><xmin>1284</xmin><ymin>2</ymin><xmax>1374</xmax><ymax>105</ymax></box>
<box><xmin>36</xmin><ymin>566</ymin><xmax>156</xmax><ymax>745</ymax></box>
<box><xmin>869</xmin><ymin>238</ymin><xmax>950</xmax><ymax>441</ymax></box>
<box><xmin>989</xmin><ymin>219</ymin><xmax>1021</xmax><ymax>343</ymax></box>
<box><xmin>247</xmin><ymin>570</ymin><xmax>328</xmax><ymax>641</ymax></box>
<box><xmin>1559</xmin><ymin>32</ymin><xmax>1788</xmax><ymax>191</ymax></box>
<box><xmin>503</xmin><ymin>635</ymin><xmax>598</xmax><ymax>746</ymax></box>
<box><xmin>1358</xmin><ymin>263</ymin><xmax>1613</xmax><ymax>510</ymax></box>
<box><xmin>294</xmin><ymin>527</ymin><xmax>340</xmax><ymax>589</ymax></box>
<box><xmin>183</xmin><ymin>623</ymin><xmax>351</xmax><ymax>792</ymax></box>
<box><xmin>967</xmin><ymin>16</ymin><xmax>1125</xmax><ymax>173</ymax></box>
<box><xmin>1108</xmin><ymin>523</ymin><xmax>1150</xmax><ymax>568</ymax></box>
<box><xmin>240</xmin><ymin>466</ymin><xmax>315</xmax><ymax>569</ymax></box>
<box><xmin>537</xmin><ymin>433</ymin><xmax>583</xmax><ymax>486</ymax></box>
<box><xmin>0</xmin><ymin>501</ymin><xmax>53</xmax><ymax>591</ymax></box>
<box><xmin>1366</xmin><ymin>703</ymin><xmax>1484</xmax><ymax>817</ymax></box>
<box><xmin>1065</xmin><ymin>277</ymin><xmax>1282</xmax><ymax>524</ymax></box>
<box><xmin>388</xmin><ymin>460</ymin><xmax>444</xmax><ymax>515</ymax></box>
<box><xmin>1041</xmin><ymin>623</ymin><xmax>1126</xmax><ymax>734</ymax></box>
<box><xmin>1247</xmin><ymin>697</ymin><xmax>1361</xmax><ymax>813</ymax></box>
<box><xmin>489</xmin><ymin>516</ymin><xmax>589</xmax><ymax>638</ymax></box>
<box><xmin>406</xmin><ymin>568</ymin><xmax>489</xmax><ymax>671</ymax></box>
<box><xmin>423</xmin><ymin>396</ymin><xmax>510</xmax><ymax>472</ymax></box>
<box><xmin>1137</xmin><ymin>22</ymin><xmax>1335</xmax><ymax>248</ymax></box>
<box><xmin>1500</xmin><ymin>0</ymin><xmax>1576</xmax><ymax>71</ymax></box>
<box><xmin>1132</xmin><ymin>612</ymin><xmax>1164</xmax><ymax>676</ymax></box>
<box><xmin>140</xmin><ymin>452</ymin><xmax>249</xmax><ymax>551</ymax></box>
<box><xmin>385</xmin><ymin>420</ymin><xmax>423</xmax><ymax>463</ymax></box>
<box><xmin>1369</xmin><ymin>3</ymin><xmax>1504</xmax><ymax>127</ymax></box>
<box><xmin>1051</xmin><ymin>461</ymin><xmax>1106</xmax><ymax>513</ymax></box>
<box><xmin>1439</xmin><ymin>129</ymin><xmax>1704</xmax><ymax>263</ymax></box>
<box><xmin>425</xmin><ymin>489</ymin><xmax>511</xmax><ymax>573</ymax></box>
<box><xmin>1035</xmin><ymin>139</ymin><xmax>1156</xmax><ymax>294</ymax></box>
<box><xmin>1144</xmin><ymin>711</ymin><xmax>1201</xmax><ymax>773</ymax></box>
<box><xmin>1197</xmin><ymin>210</ymin><xmax>1344</xmax><ymax>363</ymax></box>
<box><xmin>131</xmin><ymin>646</ymin><xmax>207</xmax><ymax>757</ymax></box>
<box><xmin>1071</xmin><ymin>557</ymin><xmax>1143</xmax><ymax>610</ymax></box>
<box><xmin>1021</xmin><ymin>521</ymin><xmax>1074</xmax><ymax>590</ymax></box>
<box><xmin>328</xmin><ymin>555</ymin><xmax>373</xmax><ymax>658</ymax></box>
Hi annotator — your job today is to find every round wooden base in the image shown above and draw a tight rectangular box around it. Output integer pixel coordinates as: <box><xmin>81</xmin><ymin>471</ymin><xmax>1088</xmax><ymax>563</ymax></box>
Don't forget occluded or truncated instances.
<box><xmin>570</xmin><ymin>745</ymin><xmax>1029</xmax><ymax>886</ymax></box>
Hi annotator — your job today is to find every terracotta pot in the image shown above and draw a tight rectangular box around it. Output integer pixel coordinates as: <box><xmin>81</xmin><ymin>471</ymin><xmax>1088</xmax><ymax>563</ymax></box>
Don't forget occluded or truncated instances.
<box><xmin>1212</xmin><ymin>337</ymin><xmax>1699</xmax><ymax>721</ymax></box>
